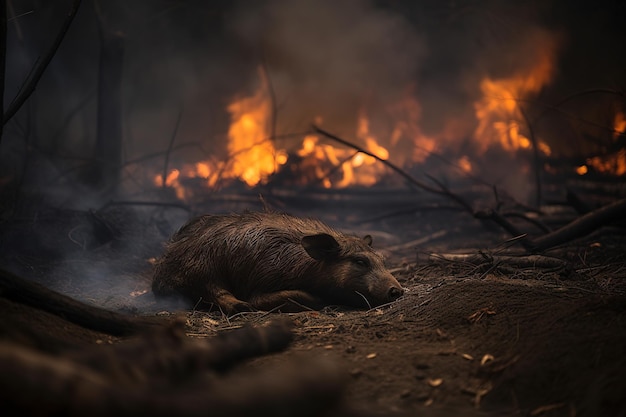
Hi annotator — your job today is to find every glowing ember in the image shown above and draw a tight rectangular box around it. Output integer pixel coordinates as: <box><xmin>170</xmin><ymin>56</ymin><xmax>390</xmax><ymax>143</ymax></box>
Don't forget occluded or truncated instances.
<box><xmin>586</xmin><ymin>149</ymin><xmax>626</xmax><ymax>176</ymax></box>
<box><xmin>575</xmin><ymin>165</ymin><xmax>588</xmax><ymax>175</ymax></box>
<box><xmin>613</xmin><ymin>112</ymin><xmax>626</xmax><ymax>140</ymax></box>
<box><xmin>584</xmin><ymin>111</ymin><xmax>626</xmax><ymax>176</ymax></box>
<box><xmin>458</xmin><ymin>156</ymin><xmax>473</xmax><ymax>173</ymax></box>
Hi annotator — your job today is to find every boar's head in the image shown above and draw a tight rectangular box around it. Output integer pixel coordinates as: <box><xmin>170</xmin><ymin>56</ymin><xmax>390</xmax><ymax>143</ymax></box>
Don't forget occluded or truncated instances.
<box><xmin>301</xmin><ymin>233</ymin><xmax>404</xmax><ymax>308</ymax></box>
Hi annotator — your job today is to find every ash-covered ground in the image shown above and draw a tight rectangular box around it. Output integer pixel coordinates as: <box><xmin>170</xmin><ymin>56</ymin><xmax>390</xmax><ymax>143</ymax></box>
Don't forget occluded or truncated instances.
<box><xmin>1</xmin><ymin>192</ymin><xmax>625</xmax><ymax>416</ymax></box>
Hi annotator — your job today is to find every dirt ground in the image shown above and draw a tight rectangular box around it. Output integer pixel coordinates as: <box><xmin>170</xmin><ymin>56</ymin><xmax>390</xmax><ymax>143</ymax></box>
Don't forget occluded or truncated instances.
<box><xmin>1</xmin><ymin>201</ymin><xmax>626</xmax><ymax>416</ymax></box>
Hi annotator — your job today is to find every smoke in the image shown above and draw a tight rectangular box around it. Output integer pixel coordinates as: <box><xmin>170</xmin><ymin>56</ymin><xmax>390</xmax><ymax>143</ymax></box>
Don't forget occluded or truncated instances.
<box><xmin>228</xmin><ymin>0</ymin><xmax>426</xmax><ymax>138</ymax></box>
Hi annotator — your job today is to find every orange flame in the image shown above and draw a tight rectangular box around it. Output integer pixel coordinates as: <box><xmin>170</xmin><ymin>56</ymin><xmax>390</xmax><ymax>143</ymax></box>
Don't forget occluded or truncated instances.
<box><xmin>613</xmin><ymin>111</ymin><xmax>626</xmax><ymax>140</ymax></box>
<box><xmin>295</xmin><ymin>113</ymin><xmax>391</xmax><ymax>189</ymax></box>
<box><xmin>586</xmin><ymin>149</ymin><xmax>626</xmax><ymax>176</ymax></box>
<box><xmin>225</xmin><ymin>72</ymin><xmax>285</xmax><ymax>186</ymax></box>
<box><xmin>473</xmin><ymin>41</ymin><xmax>555</xmax><ymax>156</ymax></box>
<box><xmin>584</xmin><ymin>111</ymin><xmax>626</xmax><ymax>176</ymax></box>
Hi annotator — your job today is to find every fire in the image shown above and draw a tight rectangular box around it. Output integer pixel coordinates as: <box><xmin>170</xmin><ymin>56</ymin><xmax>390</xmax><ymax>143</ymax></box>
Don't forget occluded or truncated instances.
<box><xmin>154</xmin><ymin>69</ymin><xmax>289</xmax><ymax>195</ymax></box>
<box><xmin>151</xmin><ymin>31</ymin><xmax>626</xmax><ymax>197</ymax></box>
<box><xmin>388</xmin><ymin>94</ymin><xmax>436</xmax><ymax>164</ymax></box>
<box><xmin>295</xmin><ymin>114</ymin><xmax>391</xmax><ymax>189</ymax></box>
<box><xmin>613</xmin><ymin>111</ymin><xmax>626</xmax><ymax>140</ymax></box>
<box><xmin>458</xmin><ymin>156</ymin><xmax>473</xmax><ymax>173</ymax></box>
<box><xmin>473</xmin><ymin>41</ymin><xmax>556</xmax><ymax>156</ymax></box>
<box><xmin>226</xmin><ymin>74</ymin><xmax>284</xmax><ymax>186</ymax></box>
<box><xmin>582</xmin><ymin>111</ymin><xmax>626</xmax><ymax>176</ymax></box>
<box><xmin>586</xmin><ymin>149</ymin><xmax>626</xmax><ymax>176</ymax></box>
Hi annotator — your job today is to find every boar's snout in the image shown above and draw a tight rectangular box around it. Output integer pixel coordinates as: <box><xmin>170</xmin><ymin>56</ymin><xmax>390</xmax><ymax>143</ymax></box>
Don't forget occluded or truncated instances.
<box><xmin>388</xmin><ymin>286</ymin><xmax>404</xmax><ymax>300</ymax></box>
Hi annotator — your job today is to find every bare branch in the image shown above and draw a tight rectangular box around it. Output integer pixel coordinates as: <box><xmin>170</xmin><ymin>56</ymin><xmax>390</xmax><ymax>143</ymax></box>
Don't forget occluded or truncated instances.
<box><xmin>3</xmin><ymin>0</ymin><xmax>83</xmax><ymax>126</ymax></box>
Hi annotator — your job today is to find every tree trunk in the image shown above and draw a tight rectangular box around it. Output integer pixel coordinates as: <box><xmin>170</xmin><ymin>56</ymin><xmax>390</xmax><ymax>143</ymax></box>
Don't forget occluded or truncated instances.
<box><xmin>90</xmin><ymin>28</ymin><xmax>124</xmax><ymax>191</ymax></box>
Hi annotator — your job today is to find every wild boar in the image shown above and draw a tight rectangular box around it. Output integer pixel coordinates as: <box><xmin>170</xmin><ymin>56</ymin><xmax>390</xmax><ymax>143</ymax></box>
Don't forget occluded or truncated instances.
<box><xmin>152</xmin><ymin>211</ymin><xmax>404</xmax><ymax>313</ymax></box>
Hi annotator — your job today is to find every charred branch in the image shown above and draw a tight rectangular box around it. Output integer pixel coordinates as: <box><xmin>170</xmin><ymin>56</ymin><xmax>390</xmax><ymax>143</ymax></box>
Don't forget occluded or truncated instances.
<box><xmin>2</xmin><ymin>0</ymin><xmax>82</xmax><ymax>127</ymax></box>
<box><xmin>566</xmin><ymin>189</ymin><xmax>592</xmax><ymax>215</ymax></box>
<box><xmin>530</xmin><ymin>197</ymin><xmax>626</xmax><ymax>252</ymax></box>
<box><xmin>429</xmin><ymin>253</ymin><xmax>569</xmax><ymax>271</ymax></box>
<box><xmin>0</xmin><ymin>269</ymin><xmax>160</xmax><ymax>336</ymax></box>
<box><xmin>313</xmin><ymin>125</ymin><xmax>444</xmax><ymax>194</ymax></box>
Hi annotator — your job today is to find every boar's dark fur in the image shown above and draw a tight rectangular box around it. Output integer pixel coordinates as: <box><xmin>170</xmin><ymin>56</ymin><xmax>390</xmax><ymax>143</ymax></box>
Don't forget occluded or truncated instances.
<box><xmin>152</xmin><ymin>212</ymin><xmax>404</xmax><ymax>313</ymax></box>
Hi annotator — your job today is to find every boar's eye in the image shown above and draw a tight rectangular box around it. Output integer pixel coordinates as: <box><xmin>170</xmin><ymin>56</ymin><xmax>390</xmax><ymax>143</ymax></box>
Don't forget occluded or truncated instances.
<box><xmin>352</xmin><ymin>257</ymin><xmax>371</xmax><ymax>268</ymax></box>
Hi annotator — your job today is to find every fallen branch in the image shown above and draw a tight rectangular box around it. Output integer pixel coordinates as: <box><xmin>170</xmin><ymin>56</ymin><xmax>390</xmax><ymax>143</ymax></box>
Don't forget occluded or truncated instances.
<box><xmin>530</xmin><ymin>197</ymin><xmax>626</xmax><ymax>252</ymax></box>
<box><xmin>0</xmin><ymin>269</ymin><xmax>160</xmax><ymax>336</ymax></box>
<box><xmin>428</xmin><ymin>253</ymin><xmax>569</xmax><ymax>271</ymax></box>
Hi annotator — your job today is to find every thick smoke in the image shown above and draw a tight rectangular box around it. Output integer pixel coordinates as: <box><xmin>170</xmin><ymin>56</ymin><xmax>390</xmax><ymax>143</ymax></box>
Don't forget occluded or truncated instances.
<box><xmin>228</xmin><ymin>0</ymin><xmax>426</xmax><ymax>139</ymax></box>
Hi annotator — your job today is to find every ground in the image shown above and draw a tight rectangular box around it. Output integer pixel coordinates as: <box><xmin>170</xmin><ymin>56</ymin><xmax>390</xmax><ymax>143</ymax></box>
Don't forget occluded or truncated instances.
<box><xmin>1</xmin><ymin>197</ymin><xmax>625</xmax><ymax>416</ymax></box>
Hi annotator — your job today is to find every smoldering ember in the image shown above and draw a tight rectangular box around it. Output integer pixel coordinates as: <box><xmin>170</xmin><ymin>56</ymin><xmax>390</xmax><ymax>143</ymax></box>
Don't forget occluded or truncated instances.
<box><xmin>1</xmin><ymin>0</ymin><xmax>626</xmax><ymax>416</ymax></box>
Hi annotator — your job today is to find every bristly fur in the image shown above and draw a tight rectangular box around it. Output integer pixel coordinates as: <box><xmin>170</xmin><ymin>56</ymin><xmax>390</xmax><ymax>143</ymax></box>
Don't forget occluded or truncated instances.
<box><xmin>152</xmin><ymin>211</ymin><xmax>404</xmax><ymax>313</ymax></box>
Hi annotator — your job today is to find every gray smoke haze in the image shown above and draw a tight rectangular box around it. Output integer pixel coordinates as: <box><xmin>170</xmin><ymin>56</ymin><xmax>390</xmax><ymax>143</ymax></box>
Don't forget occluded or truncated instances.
<box><xmin>228</xmin><ymin>0</ymin><xmax>425</xmax><ymax>138</ymax></box>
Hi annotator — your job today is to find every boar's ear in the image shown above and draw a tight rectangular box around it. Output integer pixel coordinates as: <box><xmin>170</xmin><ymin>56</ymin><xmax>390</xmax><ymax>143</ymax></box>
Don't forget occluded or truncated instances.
<box><xmin>302</xmin><ymin>233</ymin><xmax>341</xmax><ymax>261</ymax></box>
<box><xmin>363</xmin><ymin>235</ymin><xmax>373</xmax><ymax>246</ymax></box>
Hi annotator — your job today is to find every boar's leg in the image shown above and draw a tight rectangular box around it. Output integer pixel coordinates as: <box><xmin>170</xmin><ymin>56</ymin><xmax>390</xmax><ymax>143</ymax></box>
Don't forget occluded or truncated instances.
<box><xmin>211</xmin><ymin>287</ymin><xmax>253</xmax><ymax>315</ymax></box>
<box><xmin>250</xmin><ymin>290</ymin><xmax>324</xmax><ymax>312</ymax></box>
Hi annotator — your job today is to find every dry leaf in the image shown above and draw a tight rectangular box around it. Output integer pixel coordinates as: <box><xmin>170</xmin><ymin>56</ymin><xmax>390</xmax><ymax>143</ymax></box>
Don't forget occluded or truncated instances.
<box><xmin>427</xmin><ymin>378</ymin><xmax>443</xmax><ymax>387</ymax></box>
<box><xmin>480</xmin><ymin>354</ymin><xmax>495</xmax><ymax>365</ymax></box>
